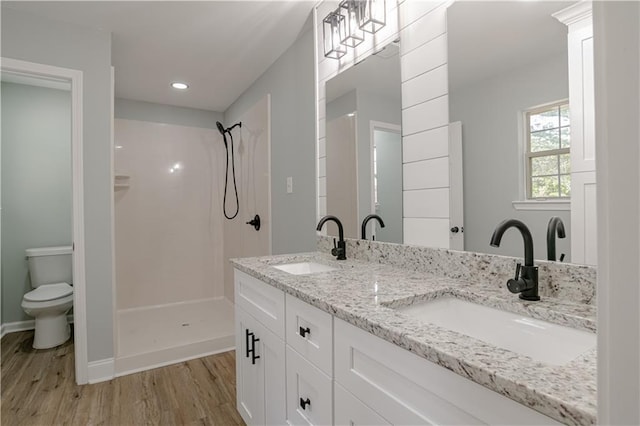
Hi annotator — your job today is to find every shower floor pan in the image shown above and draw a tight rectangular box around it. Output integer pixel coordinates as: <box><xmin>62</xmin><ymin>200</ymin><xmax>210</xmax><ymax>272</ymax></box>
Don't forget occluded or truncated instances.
<box><xmin>115</xmin><ymin>297</ymin><xmax>235</xmax><ymax>376</ymax></box>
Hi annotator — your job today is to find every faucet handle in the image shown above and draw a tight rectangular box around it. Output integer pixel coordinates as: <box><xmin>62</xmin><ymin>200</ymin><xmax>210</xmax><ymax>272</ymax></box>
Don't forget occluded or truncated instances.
<box><xmin>514</xmin><ymin>262</ymin><xmax>522</xmax><ymax>280</ymax></box>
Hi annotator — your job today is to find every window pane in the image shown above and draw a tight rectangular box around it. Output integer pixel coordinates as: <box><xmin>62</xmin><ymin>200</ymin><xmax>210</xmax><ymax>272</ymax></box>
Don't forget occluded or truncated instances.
<box><xmin>531</xmin><ymin>176</ymin><xmax>559</xmax><ymax>198</ymax></box>
<box><xmin>560</xmin><ymin>153</ymin><xmax>570</xmax><ymax>174</ymax></box>
<box><xmin>561</xmin><ymin>126</ymin><xmax>571</xmax><ymax>148</ymax></box>
<box><xmin>560</xmin><ymin>104</ymin><xmax>570</xmax><ymax>126</ymax></box>
<box><xmin>530</xmin><ymin>108</ymin><xmax>560</xmax><ymax>132</ymax></box>
<box><xmin>531</xmin><ymin>129</ymin><xmax>560</xmax><ymax>152</ymax></box>
<box><xmin>531</xmin><ymin>155</ymin><xmax>559</xmax><ymax>177</ymax></box>
<box><xmin>560</xmin><ymin>174</ymin><xmax>571</xmax><ymax>197</ymax></box>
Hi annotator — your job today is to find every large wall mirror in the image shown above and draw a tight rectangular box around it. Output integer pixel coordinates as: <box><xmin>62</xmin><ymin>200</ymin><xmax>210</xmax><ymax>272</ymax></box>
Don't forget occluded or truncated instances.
<box><xmin>449</xmin><ymin>1</ymin><xmax>578</xmax><ymax>262</ymax></box>
<box><xmin>321</xmin><ymin>1</ymin><xmax>593</xmax><ymax>264</ymax></box>
<box><xmin>325</xmin><ymin>42</ymin><xmax>402</xmax><ymax>243</ymax></box>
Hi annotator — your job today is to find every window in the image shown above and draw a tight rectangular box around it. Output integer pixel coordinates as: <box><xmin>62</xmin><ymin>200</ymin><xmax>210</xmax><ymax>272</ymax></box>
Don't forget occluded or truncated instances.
<box><xmin>526</xmin><ymin>101</ymin><xmax>570</xmax><ymax>199</ymax></box>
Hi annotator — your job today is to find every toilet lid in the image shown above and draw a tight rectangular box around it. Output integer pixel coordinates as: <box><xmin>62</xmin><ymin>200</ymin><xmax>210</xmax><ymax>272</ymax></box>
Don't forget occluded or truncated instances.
<box><xmin>24</xmin><ymin>283</ymin><xmax>73</xmax><ymax>302</ymax></box>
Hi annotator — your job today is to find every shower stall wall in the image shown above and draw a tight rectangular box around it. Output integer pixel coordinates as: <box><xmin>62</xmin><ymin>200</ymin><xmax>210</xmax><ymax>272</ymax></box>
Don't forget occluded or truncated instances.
<box><xmin>114</xmin><ymin>118</ymin><xmax>233</xmax><ymax>375</ymax></box>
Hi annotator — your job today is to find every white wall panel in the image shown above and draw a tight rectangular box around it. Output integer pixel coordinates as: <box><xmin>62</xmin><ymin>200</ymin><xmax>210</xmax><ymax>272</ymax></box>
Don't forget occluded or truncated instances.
<box><xmin>402</xmin><ymin>95</ymin><xmax>448</xmax><ymax>136</ymax></box>
<box><xmin>400</xmin><ymin>4</ymin><xmax>447</xmax><ymax>54</ymax></box>
<box><xmin>404</xmin><ymin>188</ymin><xmax>450</xmax><ymax>218</ymax></box>
<box><xmin>318</xmin><ymin>176</ymin><xmax>326</xmax><ymax>197</ymax></box>
<box><xmin>402</xmin><ymin>65</ymin><xmax>448</xmax><ymax>108</ymax></box>
<box><xmin>318</xmin><ymin>137</ymin><xmax>326</xmax><ymax>158</ymax></box>
<box><xmin>403</xmin><ymin>157</ymin><xmax>449</xmax><ymax>190</ymax></box>
<box><xmin>403</xmin><ymin>126</ymin><xmax>449</xmax><ymax>163</ymax></box>
<box><xmin>399</xmin><ymin>1</ymin><xmax>445</xmax><ymax>30</ymax></box>
<box><xmin>400</xmin><ymin>34</ymin><xmax>447</xmax><ymax>82</ymax></box>
<box><xmin>403</xmin><ymin>218</ymin><xmax>450</xmax><ymax>248</ymax></box>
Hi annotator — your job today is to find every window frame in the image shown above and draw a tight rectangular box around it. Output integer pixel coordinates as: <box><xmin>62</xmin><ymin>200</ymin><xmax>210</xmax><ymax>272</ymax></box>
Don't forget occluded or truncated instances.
<box><xmin>524</xmin><ymin>100</ymin><xmax>571</xmax><ymax>200</ymax></box>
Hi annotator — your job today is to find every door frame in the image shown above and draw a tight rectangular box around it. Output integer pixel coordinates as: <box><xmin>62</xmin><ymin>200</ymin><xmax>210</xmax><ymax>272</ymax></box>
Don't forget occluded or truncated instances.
<box><xmin>369</xmin><ymin>120</ymin><xmax>401</xmax><ymax>240</ymax></box>
<box><xmin>1</xmin><ymin>57</ymin><xmax>88</xmax><ymax>384</ymax></box>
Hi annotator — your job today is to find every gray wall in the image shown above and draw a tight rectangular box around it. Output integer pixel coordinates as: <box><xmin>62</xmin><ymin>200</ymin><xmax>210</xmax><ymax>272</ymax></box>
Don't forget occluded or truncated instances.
<box><xmin>450</xmin><ymin>54</ymin><xmax>571</xmax><ymax>261</ymax></box>
<box><xmin>224</xmin><ymin>28</ymin><xmax>316</xmax><ymax>255</ymax></box>
<box><xmin>2</xmin><ymin>8</ymin><xmax>113</xmax><ymax>361</ymax></box>
<box><xmin>115</xmin><ymin>98</ymin><xmax>223</xmax><ymax>129</ymax></box>
<box><xmin>1</xmin><ymin>82</ymin><xmax>72</xmax><ymax>323</ymax></box>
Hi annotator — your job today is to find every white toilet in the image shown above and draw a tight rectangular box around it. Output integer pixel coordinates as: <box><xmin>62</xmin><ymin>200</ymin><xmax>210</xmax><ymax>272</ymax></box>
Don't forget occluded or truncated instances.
<box><xmin>21</xmin><ymin>246</ymin><xmax>74</xmax><ymax>349</ymax></box>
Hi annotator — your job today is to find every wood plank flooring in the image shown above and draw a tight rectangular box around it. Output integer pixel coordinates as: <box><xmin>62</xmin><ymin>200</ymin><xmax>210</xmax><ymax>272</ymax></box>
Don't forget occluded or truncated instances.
<box><xmin>1</xmin><ymin>330</ymin><xmax>245</xmax><ymax>425</ymax></box>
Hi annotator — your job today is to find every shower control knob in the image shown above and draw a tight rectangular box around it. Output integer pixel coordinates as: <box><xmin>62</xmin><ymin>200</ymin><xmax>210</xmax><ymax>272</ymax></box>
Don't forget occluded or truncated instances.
<box><xmin>451</xmin><ymin>226</ymin><xmax>459</xmax><ymax>233</ymax></box>
<box><xmin>246</xmin><ymin>215</ymin><xmax>261</xmax><ymax>231</ymax></box>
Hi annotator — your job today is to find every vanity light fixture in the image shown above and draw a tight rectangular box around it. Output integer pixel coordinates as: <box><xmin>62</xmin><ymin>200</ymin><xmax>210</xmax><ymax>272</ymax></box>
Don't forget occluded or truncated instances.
<box><xmin>357</xmin><ymin>0</ymin><xmax>386</xmax><ymax>34</ymax></box>
<box><xmin>339</xmin><ymin>0</ymin><xmax>365</xmax><ymax>48</ymax></box>
<box><xmin>171</xmin><ymin>82</ymin><xmax>189</xmax><ymax>90</ymax></box>
<box><xmin>323</xmin><ymin>10</ymin><xmax>348</xmax><ymax>59</ymax></box>
<box><xmin>323</xmin><ymin>0</ymin><xmax>386</xmax><ymax>60</ymax></box>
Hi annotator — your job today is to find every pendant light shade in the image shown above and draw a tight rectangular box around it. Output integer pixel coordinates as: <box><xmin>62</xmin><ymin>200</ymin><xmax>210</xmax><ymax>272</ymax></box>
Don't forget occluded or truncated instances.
<box><xmin>323</xmin><ymin>10</ymin><xmax>347</xmax><ymax>59</ymax></box>
<box><xmin>357</xmin><ymin>0</ymin><xmax>386</xmax><ymax>34</ymax></box>
<box><xmin>339</xmin><ymin>0</ymin><xmax>365</xmax><ymax>48</ymax></box>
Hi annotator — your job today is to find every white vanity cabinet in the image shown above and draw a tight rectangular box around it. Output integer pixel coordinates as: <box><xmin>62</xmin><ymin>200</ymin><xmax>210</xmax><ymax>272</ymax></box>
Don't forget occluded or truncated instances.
<box><xmin>334</xmin><ymin>318</ymin><xmax>560</xmax><ymax>425</ymax></box>
<box><xmin>234</xmin><ymin>270</ymin><xmax>286</xmax><ymax>425</ymax></box>
<box><xmin>234</xmin><ymin>269</ymin><xmax>559</xmax><ymax>425</ymax></box>
<box><xmin>285</xmin><ymin>294</ymin><xmax>334</xmax><ymax>425</ymax></box>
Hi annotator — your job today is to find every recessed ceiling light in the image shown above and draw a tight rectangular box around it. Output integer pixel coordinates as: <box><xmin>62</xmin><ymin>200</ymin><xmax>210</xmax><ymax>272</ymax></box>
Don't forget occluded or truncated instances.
<box><xmin>171</xmin><ymin>82</ymin><xmax>189</xmax><ymax>90</ymax></box>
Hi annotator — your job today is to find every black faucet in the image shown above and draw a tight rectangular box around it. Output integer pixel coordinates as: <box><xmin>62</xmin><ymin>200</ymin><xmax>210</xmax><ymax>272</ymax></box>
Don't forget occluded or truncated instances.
<box><xmin>490</xmin><ymin>219</ymin><xmax>540</xmax><ymax>301</ymax></box>
<box><xmin>316</xmin><ymin>215</ymin><xmax>346</xmax><ymax>260</ymax></box>
<box><xmin>361</xmin><ymin>214</ymin><xmax>385</xmax><ymax>240</ymax></box>
<box><xmin>546</xmin><ymin>217</ymin><xmax>566</xmax><ymax>262</ymax></box>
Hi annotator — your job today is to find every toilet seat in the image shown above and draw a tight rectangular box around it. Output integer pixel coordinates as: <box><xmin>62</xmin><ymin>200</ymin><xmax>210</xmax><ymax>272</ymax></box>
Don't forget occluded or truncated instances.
<box><xmin>23</xmin><ymin>283</ymin><xmax>73</xmax><ymax>302</ymax></box>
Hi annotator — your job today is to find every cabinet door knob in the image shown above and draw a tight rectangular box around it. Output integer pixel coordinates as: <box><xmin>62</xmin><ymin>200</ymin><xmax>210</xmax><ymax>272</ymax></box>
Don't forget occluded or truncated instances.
<box><xmin>299</xmin><ymin>397</ymin><xmax>311</xmax><ymax>410</ymax></box>
<box><xmin>299</xmin><ymin>326</ymin><xmax>311</xmax><ymax>338</ymax></box>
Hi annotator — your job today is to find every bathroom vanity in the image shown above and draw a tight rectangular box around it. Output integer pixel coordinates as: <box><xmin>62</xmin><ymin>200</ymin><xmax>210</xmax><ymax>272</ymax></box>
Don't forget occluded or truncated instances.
<box><xmin>231</xmin><ymin>238</ymin><xmax>597</xmax><ymax>426</ymax></box>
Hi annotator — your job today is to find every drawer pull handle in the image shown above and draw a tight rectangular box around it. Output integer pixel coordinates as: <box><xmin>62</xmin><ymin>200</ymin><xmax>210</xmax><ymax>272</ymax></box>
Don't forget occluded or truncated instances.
<box><xmin>299</xmin><ymin>326</ymin><xmax>311</xmax><ymax>338</ymax></box>
<box><xmin>250</xmin><ymin>334</ymin><xmax>261</xmax><ymax>365</ymax></box>
<box><xmin>245</xmin><ymin>329</ymin><xmax>252</xmax><ymax>358</ymax></box>
<box><xmin>299</xmin><ymin>397</ymin><xmax>311</xmax><ymax>410</ymax></box>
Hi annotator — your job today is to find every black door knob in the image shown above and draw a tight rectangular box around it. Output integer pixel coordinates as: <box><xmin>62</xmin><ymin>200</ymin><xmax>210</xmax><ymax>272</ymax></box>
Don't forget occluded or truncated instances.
<box><xmin>299</xmin><ymin>397</ymin><xmax>311</xmax><ymax>410</ymax></box>
<box><xmin>450</xmin><ymin>226</ymin><xmax>459</xmax><ymax>233</ymax></box>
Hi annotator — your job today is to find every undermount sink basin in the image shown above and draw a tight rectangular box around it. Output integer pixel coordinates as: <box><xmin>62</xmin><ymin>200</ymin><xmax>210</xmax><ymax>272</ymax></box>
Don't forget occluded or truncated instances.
<box><xmin>396</xmin><ymin>297</ymin><xmax>596</xmax><ymax>366</ymax></box>
<box><xmin>272</xmin><ymin>261</ymin><xmax>337</xmax><ymax>275</ymax></box>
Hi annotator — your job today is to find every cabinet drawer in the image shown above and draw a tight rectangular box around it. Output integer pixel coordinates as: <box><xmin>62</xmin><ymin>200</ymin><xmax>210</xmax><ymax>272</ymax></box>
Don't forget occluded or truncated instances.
<box><xmin>334</xmin><ymin>382</ymin><xmax>391</xmax><ymax>426</ymax></box>
<box><xmin>334</xmin><ymin>318</ymin><xmax>560</xmax><ymax>425</ymax></box>
<box><xmin>235</xmin><ymin>269</ymin><xmax>285</xmax><ymax>338</ymax></box>
<box><xmin>286</xmin><ymin>346</ymin><xmax>333</xmax><ymax>426</ymax></box>
<box><xmin>285</xmin><ymin>294</ymin><xmax>333</xmax><ymax>375</ymax></box>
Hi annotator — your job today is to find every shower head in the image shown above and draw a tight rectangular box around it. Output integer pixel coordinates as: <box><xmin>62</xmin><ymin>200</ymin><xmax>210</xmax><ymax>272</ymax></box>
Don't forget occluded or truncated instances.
<box><xmin>216</xmin><ymin>121</ymin><xmax>226</xmax><ymax>135</ymax></box>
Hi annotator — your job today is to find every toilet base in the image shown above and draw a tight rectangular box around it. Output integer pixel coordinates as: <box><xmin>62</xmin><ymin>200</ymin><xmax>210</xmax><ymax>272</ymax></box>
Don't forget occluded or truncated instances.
<box><xmin>33</xmin><ymin>314</ymin><xmax>71</xmax><ymax>349</ymax></box>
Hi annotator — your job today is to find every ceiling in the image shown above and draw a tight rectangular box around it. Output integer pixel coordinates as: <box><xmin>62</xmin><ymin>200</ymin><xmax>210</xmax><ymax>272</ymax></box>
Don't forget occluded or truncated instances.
<box><xmin>448</xmin><ymin>1</ymin><xmax>572</xmax><ymax>92</ymax></box>
<box><xmin>3</xmin><ymin>1</ymin><xmax>316</xmax><ymax>112</ymax></box>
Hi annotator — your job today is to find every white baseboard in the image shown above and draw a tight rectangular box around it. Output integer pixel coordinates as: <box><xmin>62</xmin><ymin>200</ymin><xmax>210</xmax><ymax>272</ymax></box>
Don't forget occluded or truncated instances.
<box><xmin>88</xmin><ymin>358</ymin><xmax>115</xmax><ymax>384</ymax></box>
<box><xmin>1</xmin><ymin>315</ymin><xmax>75</xmax><ymax>339</ymax></box>
<box><xmin>1</xmin><ymin>319</ymin><xmax>35</xmax><ymax>338</ymax></box>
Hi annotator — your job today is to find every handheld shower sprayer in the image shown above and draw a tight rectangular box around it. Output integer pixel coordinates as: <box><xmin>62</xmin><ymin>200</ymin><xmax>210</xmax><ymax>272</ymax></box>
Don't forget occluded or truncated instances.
<box><xmin>217</xmin><ymin>121</ymin><xmax>242</xmax><ymax>220</ymax></box>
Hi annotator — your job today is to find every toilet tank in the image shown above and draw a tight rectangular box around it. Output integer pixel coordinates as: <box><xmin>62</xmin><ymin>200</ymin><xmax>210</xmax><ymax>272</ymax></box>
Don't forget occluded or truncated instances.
<box><xmin>26</xmin><ymin>246</ymin><xmax>73</xmax><ymax>288</ymax></box>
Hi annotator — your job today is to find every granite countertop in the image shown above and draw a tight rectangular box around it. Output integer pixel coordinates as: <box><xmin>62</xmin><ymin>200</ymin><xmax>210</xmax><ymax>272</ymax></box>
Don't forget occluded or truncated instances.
<box><xmin>230</xmin><ymin>252</ymin><xmax>597</xmax><ymax>426</ymax></box>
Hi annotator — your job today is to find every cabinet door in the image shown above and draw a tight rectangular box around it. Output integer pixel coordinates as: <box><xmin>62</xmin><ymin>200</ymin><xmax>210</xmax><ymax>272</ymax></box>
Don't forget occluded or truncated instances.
<box><xmin>236</xmin><ymin>306</ymin><xmax>287</xmax><ymax>426</ymax></box>
<box><xmin>334</xmin><ymin>382</ymin><xmax>391</xmax><ymax>426</ymax></box>
<box><xmin>286</xmin><ymin>346</ymin><xmax>333</xmax><ymax>426</ymax></box>
<box><xmin>261</xmin><ymin>319</ymin><xmax>287</xmax><ymax>425</ymax></box>
<box><xmin>236</xmin><ymin>307</ymin><xmax>264</xmax><ymax>426</ymax></box>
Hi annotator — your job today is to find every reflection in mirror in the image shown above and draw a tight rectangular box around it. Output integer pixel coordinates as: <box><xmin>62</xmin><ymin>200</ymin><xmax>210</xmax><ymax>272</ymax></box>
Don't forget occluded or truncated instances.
<box><xmin>448</xmin><ymin>1</ymin><xmax>578</xmax><ymax>262</ymax></box>
<box><xmin>325</xmin><ymin>42</ymin><xmax>402</xmax><ymax>242</ymax></box>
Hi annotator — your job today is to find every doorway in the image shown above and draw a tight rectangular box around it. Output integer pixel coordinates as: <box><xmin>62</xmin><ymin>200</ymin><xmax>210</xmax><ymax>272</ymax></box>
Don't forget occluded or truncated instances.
<box><xmin>0</xmin><ymin>58</ymin><xmax>88</xmax><ymax>383</ymax></box>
